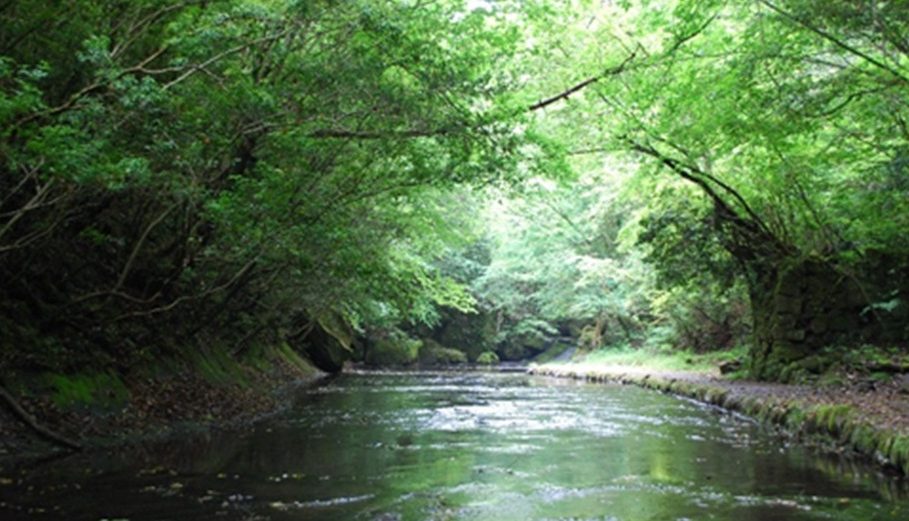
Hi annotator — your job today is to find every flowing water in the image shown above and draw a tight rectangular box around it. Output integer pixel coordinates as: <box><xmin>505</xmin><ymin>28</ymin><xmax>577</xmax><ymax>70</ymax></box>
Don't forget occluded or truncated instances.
<box><xmin>2</xmin><ymin>371</ymin><xmax>908</xmax><ymax>520</ymax></box>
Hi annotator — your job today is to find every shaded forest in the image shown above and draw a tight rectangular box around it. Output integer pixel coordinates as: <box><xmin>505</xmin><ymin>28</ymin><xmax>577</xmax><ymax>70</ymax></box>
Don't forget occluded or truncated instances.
<box><xmin>1</xmin><ymin>0</ymin><xmax>908</xmax><ymax>404</ymax></box>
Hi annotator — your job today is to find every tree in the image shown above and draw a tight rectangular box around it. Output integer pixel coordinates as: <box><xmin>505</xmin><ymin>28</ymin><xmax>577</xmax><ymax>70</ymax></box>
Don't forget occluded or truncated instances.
<box><xmin>550</xmin><ymin>0</ymin><xmax>909</xmax><ymax>378</ymax></box>
<box><xmin>0</xmin><ymin>0</ymin><xmax>548</xmax><ymax>371</ymax></box>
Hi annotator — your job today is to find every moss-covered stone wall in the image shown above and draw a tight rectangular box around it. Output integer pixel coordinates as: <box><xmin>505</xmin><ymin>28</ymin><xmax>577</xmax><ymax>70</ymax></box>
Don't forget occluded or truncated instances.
<box><xmin>749</xmin><ymin>256</ymin><xmax>909</xmax><ymax>380</ymax></box>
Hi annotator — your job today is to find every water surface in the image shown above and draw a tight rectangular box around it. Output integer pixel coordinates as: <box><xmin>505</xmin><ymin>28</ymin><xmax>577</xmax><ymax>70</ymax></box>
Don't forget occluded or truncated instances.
<box><xmin>1</xmin><ymin>371</ymin><xmax>907</xmax><ymax>520</ymax></box>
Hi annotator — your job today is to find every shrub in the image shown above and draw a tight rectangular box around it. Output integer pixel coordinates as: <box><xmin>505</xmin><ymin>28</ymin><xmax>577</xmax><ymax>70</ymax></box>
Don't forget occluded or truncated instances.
<box><xmin>476</xmin><ymin>351</ymin><xmax>500</xmax><ymax>365</ymax></box>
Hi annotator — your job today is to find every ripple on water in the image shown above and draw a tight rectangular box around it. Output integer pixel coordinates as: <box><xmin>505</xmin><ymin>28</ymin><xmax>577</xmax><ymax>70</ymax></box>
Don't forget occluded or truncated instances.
<box><xmin>4</xmin><ymin>371</ymin><xmax>909</xmax><ymax>521</ymax></box>
<box><xmin>268</xmin><ymin>493</ymin><xmax>375</xmax><ymax>511</ymax></box>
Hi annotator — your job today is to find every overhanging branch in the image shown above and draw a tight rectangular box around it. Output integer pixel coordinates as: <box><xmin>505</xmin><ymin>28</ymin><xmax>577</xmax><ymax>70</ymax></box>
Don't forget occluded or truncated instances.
<box><xmin>306</xmin><ymin>127</ymin><xmax>451</xmax><ymax>140</ymax></box>
<box><xmin>626</xmin><ymin>138</ymin><xmax>789</xmax><ymax>260</ymax></box>
<box><xmin>528</xmin><ymin>50</ymin><xmax>638</xmax><ymax>112</ymax></box>
<box><xmin>759</xmin><ymin>0</ymin><xmax>909</xmax><ymax>85</ymax></box>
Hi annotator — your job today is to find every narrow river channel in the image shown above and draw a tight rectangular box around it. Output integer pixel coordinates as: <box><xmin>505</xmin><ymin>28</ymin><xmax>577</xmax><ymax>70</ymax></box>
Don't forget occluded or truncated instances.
<box><xmin>2</xmin><ymin>371</ymin><xmax>908</xmax><ymax>520</ymax></box>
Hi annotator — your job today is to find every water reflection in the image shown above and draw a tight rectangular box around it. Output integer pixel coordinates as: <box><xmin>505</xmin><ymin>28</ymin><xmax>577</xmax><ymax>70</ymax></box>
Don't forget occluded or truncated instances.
<box><xmin>1</xmin><ymin>371</ymin><xmax>907</xmax><ymax>520</ymax></box>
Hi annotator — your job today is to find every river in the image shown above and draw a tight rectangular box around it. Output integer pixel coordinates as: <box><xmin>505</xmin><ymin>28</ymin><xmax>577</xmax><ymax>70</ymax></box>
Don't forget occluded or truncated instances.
<box><xmin>1</xmin><ymin>371</ymin><xmax>908</xmax><ymax>520</ymax></box>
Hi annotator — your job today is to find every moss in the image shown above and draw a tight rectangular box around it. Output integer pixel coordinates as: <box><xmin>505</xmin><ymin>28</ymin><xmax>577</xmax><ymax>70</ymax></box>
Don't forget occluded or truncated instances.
<box><xmin>189</xmin><ymin>348</ymin><xmax>249</xmax><ymax>386</ymax></box>
<box><xmin>317</xmin><ymin>312</ymin><xmax>354</xmax><ymax>352</ymax></box>
<box><xmin>811</xmin><ymin>404</ymin><xmax>855</xmax><ymax>436</ymax></box>
<box><xmin>242</xmin><ymin>342</ymin><xmax>318</xmax><ymax>376</ymax></box>
<box><xmin>434</xmin><ymin>308</ymin><xmax>497</xmax><ymax>361</ymax></box>
<box><xmin>367</xmin><ymin>332</ymin><xmax>421</xmax><ymax>366</ymax></box>
<box><xmin>707</xmin><ymin>387</ymin><xmax>727</xmax><ymax>404</ymax></box>
<box><xmin>45</xmin><ymin>371</ymin><xmax>129</xmax><ymax>408</ymax></box>
<box><xmin>299</xmin><ymin>312</ymin><xmax>355</xmax><ymax>373</ymax></box>
<box><xmin>722</xmin><ymin>394</ymin><xmax>742</xmax><ymax>410</ymax></box>
<box><xmin>419</xmin><ymin>339</ymin><xmax>468</xmax><ymax>365</ymax></box>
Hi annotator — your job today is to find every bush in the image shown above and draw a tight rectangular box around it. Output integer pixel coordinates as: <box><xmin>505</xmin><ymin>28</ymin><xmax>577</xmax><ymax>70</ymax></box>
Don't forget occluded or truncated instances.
<box><xmin>476</xmin><ymin>351</ymin><xmax>500</xmax><ymax>365</ymax></box>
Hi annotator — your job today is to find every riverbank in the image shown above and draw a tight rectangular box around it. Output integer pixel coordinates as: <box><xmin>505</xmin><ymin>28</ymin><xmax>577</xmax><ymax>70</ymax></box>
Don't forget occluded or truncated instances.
<box><xmin>530</xmin><ymin>359</ymin><xmax>909</xmax><ymax>476</ymax></box>
<box><xmin>0</xmin><ymin>344</ymin><xmax>323</xmax><ymax>459</ymax></box>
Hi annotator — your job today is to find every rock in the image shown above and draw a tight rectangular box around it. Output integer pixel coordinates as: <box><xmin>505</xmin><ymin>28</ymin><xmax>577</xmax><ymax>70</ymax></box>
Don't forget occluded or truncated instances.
<box><xmin>418</xmin><ymin>339</ymin><xmax>467</xmax><ymax>366</ymax></box>
<box><xmin>433</xmin><ymin>308</ymin><xmax>497</xmax><ymax>361</ymax></box>
<box><xmin>856</xmin><ymin>379</ymin><xmax>876</xmax><ymax>393</ymax></box>
<box><xmin>774</xmin><ymin>296</ymin><xmax>803</xmax><ymax>315</ymax></box>
<box><xmin>295</xmin><ymin>312</ymin><xmax>354</xmax><ymax>373</ymax></box>
<box><xmin>808</xmin><ymin>316</ymin><xmax>828</xmax><ymax>334</ymax></box>
<box><xmin>365</xmin><ymin>329</ymin><xmax>422</xmax><ymax>366</ymax></box>
<box><xmin>719</xmin><ymin>360</ymin><xmax>742</xmax><ymax>375</ymax></box>
<box><xmin>898</xmin><ymin>374</ymin><xmax>909</xmax><ymax>395</ymax></box>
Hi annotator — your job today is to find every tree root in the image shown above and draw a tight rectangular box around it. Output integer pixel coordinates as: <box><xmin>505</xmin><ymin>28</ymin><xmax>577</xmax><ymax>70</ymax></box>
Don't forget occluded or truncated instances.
<box><xmin>0</xmin><ymin>384</ymin><xmax>82</xmax><ymax>452</ymax></box>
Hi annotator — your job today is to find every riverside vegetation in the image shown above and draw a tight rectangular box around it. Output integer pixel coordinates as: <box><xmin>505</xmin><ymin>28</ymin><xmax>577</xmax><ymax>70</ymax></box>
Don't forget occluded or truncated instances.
<box><xmin>1</xmin><ymin>0</ymin><xmax>909</xmax><ymax>466</ymax></box>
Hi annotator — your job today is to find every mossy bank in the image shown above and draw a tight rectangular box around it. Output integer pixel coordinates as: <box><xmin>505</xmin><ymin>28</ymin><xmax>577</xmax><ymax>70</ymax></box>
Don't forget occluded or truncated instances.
<box><xmin>0</xmin><ymin>343</ymin><xmax>323</xmax><ymax>458</ymax></box>
<box><xmin>530</xmin><ymin>363</ymin><xmax>909</xmax><ymax>476</ymax></box>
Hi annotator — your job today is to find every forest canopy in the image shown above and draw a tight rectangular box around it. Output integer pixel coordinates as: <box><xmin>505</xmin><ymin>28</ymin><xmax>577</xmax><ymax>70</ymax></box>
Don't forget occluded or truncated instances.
<box><xmin>1</xmin><ymin>0</ymin><xmax>907</xmax><ymax>381</ymax></box>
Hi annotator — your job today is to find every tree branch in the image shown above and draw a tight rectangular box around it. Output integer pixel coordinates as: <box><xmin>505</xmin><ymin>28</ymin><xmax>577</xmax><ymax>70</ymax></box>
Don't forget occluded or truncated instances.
<box><xmin>528</xmin><ymin>51</ymin><xmax>638</xmax><ymax>112</ymax></box>
<box><xmin>625</xmin><ymin>138</ymin><xmax>788</xmax><ymax>260</ymax></box>
<box><xmin>306</xmin><ymin>127</ymin><xmax>450</xmax><ymax>140</ymax></box>
<box><xmin>759</xmin><ymin>0</ymin><xmax>909</xmax><ymax>85</ymax></box>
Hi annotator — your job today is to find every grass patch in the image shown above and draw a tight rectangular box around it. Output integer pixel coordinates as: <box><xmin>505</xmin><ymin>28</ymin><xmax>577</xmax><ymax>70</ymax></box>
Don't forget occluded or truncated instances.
<box><xmin>564</xmin><ymin>344</ymin><xmax>747</xmax><ymax>374</ymax></box>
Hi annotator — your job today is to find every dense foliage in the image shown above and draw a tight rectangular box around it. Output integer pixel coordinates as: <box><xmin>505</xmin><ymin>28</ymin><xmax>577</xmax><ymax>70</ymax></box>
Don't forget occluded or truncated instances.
<box><xmin>1</xmin><ymin>0</ymin><xmax>907</xmax><ymax>379</ymax></box>
<box><xmin>0</xmin><ymin>0</ymin><xmax>545</xmax><ymax>371</ymax></box>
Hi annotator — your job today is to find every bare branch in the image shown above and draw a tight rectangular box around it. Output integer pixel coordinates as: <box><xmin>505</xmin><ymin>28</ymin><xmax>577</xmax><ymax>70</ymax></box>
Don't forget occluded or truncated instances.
<box><xmin>0</xmin><ymin>178</ymin><xmax>56</xmax><ymax>242</ymax></box>
<box><xmin>111</xmin><ymin>258</ymin><xmax>258</xmax><ymax>322</ymax></box>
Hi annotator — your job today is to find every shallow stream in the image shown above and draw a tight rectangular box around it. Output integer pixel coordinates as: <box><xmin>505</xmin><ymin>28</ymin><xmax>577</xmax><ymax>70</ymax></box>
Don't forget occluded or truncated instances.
<box><xmin>2</xmin><ymin>371</ymin><xmax>908</xmax><ymax>520</ymax></box>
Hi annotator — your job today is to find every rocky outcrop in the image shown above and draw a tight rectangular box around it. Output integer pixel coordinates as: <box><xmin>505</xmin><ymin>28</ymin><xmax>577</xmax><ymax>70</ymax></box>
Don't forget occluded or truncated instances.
<box><xmin>418</xmin><ymin>339</ymin><xmax>468</xmax><ymax>366</ymax></box>
<box><xmin>295</xmin><ymin>312</ymin><xmax>353</xmax><ymax>373</ymax></box>
<box><xmin>363</xmin><ymin>329</ymin><xmax>422</xmax><ymax>367</ymax></box>
<box><xmin>432</xmin><ymin>308</ymin><xmax>497</xmax><ymax>361</ymax></box>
